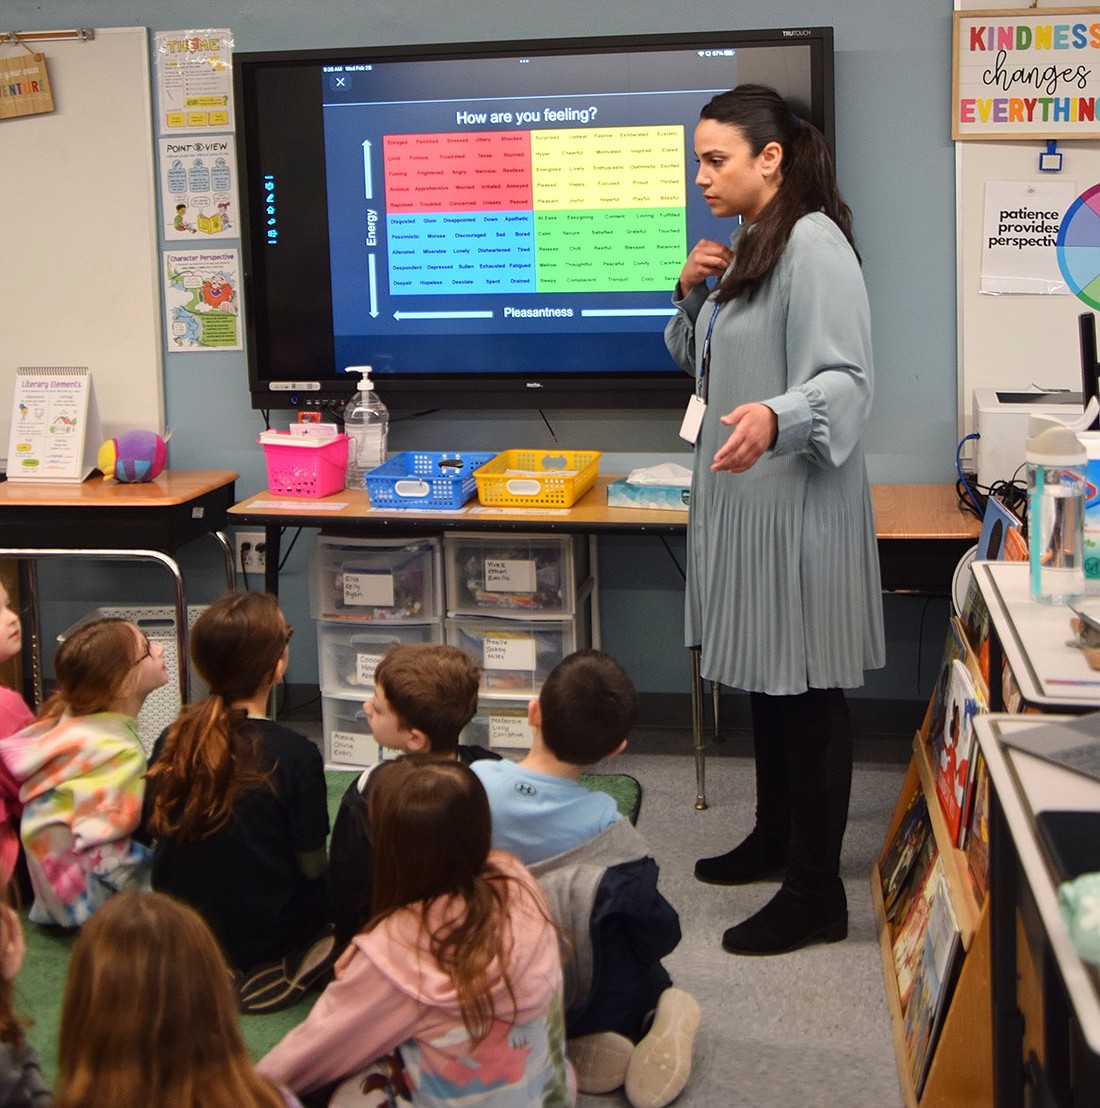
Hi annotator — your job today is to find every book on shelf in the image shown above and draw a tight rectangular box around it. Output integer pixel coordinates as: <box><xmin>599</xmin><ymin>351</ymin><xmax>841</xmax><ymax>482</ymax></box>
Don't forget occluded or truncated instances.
<box><xmin>976</xmin><ymin>493</ymin><xmax>1025</xmax><ymax>562</ymax></box>
<box><xmin>920</xmin><ymin>617</ymin><xmax>971</xmax><ymax>746</ymax></box>
<box><xmin>903</xmin><ymin>864</ymin><xmax>964</xmax><ymax>1100</ymax></box>
<box><xmin>880</xmin><ymin>789</ymin><xmax>932</xmax><ymax>923</ymax></box>
<box><xmin>891</xmin><ymin>835</ymin><xmax>939</xmax><ymax>1010</ymax></box>
<box><xmin>963</xmin><ymin>748</ymin><xmax>990</xmax><ymax>901</ymax></box>
<box><xmin>959</xmin><ymin>574</ymin><xmax>992</xmax><ymax>688</ymax></box>
<box><xmin>931</xmin><ymin>659</ymin><xmax>984</xmax><ymax>846</ymax></box>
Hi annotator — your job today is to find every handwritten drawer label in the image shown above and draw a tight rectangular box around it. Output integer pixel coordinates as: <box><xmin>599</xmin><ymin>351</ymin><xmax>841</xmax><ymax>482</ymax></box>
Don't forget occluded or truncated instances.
<box><xmin>356</xmin><ymin>652</ymin><xmax>385</xmax><ymax>685</ymax></box>
<box><xmin>329</xmin><ymin>730</ymin><xmax>376</xmax><ymax>766</ymax></box>
<box><xmin>483</xmin><ymin>634</ymin><xmax>537</xmax><ymax>671</ymax></box>
<box><xmin>343</xmin><ymin>572</ymin><xmax>395</xmax><ymax>608</ymax></box>
<box><xmin>489</xmin><ymin>715</ymin><xmax>533</xmax><ymax>747</ymax></box>
<box><xmin>485</xmin><ymin>558</ymin><xmax>536</xmax><ymax>593</ymax></box>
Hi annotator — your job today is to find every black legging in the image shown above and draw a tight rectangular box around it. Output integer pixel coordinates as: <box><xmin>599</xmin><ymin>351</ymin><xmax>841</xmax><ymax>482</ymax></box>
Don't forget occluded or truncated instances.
<box><xmin>748</xmin><ymin>687</ymin><xmax>853</xmax><ymax>893</ymax></box>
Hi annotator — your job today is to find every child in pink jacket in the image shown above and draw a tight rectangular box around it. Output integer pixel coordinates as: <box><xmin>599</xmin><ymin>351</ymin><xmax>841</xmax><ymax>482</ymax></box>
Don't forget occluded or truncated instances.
<box><xmin>258</xmin><ymin>756</ymin><xmax>573</xmax><ymax>1107</ymax></box>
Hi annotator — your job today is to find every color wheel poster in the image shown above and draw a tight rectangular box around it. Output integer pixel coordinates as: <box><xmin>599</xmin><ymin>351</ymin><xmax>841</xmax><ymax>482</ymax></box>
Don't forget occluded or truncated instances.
<box><xmin>981</xmin><ymin>180</ymin><xmax>1075</xmax><ymax>295</ymax></box>
<box><xmin>1058</xmin><ymin>181</ymin><xmax>1100</xmax><ymax>311</ymax></box>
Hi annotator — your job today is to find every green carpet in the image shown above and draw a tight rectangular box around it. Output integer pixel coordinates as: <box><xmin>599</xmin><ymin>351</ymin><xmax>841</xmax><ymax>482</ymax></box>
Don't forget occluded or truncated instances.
<box><xmin>17</xmin><ymin>767</ymin><xmax>641</xmax><ymax>1085</ymax></box>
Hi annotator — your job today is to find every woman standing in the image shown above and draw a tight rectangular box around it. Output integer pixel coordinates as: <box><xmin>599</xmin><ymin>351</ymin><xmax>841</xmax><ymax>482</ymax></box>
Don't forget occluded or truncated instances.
<box><xmin>665</xmin><ymin>84</ymin><xmax>884</xmax><ymax>956</ymax></box>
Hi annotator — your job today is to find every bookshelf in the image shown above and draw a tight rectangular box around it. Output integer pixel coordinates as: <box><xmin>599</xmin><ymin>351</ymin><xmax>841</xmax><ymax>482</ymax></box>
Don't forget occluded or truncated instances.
<box><xmin>871</xmin><ymin>733</ymin><xmax>992</xmax><ymax>1106</ymax></box>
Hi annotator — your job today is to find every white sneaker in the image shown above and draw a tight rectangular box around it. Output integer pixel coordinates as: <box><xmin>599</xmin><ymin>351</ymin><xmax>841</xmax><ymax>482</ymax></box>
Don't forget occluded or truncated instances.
<box><xmin>624</xmin><ymin>987</ymin><xmax>701</xmax><ymax>1108</ymax></box>
<box><xmin>567</xmin><ymin>1030</ymin><xmax>635</xmax><ymax>1093</ymax></box>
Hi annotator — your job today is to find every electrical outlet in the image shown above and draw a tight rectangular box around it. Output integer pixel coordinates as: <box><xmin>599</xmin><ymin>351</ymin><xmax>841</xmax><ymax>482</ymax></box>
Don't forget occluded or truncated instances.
<box><xmin>234</xmin><ymin>531</ymin><xmax>267</xmax><ymax>575</ymax></box>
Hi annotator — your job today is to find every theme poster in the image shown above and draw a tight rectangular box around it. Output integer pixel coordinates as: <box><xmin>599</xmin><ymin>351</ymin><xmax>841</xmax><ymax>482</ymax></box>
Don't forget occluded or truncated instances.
<box><xmin>160</xmin><ymin>137</ymin><xmax>238</xmax><ymax>240</ymax></box>
<box><xmin>155</xmin><ymin>29</ymin><xmax>234</xmax><ymax>134</ymax></box>
<box><xmin>163</xmin><ymin>249</ymin><xmax>241</xmax><ymax>352</ymax></box>
<box><xmin>981</xmin><ymin>180</ymin><xmax>1076</xmax><ymax>294</ymax></box>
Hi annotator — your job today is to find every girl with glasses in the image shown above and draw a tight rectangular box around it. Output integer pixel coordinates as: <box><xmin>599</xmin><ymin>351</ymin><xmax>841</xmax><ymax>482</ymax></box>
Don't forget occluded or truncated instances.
<box><xmin>0</xmin><ymin>617</ymin><xmax>168</xmax><ymax>926</ymax></box>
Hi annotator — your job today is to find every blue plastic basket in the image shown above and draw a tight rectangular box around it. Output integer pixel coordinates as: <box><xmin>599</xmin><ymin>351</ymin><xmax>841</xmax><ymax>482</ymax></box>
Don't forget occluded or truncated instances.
<box><xmin>364</xmin><ymin>452</ymin><xmax>496</xmax><ymax>510</ymax></box>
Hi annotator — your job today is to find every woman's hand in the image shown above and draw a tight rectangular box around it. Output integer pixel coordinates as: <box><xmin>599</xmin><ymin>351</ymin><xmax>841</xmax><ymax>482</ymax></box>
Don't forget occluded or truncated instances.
<box><xmin>677</xmin><ymin>238</ymin><xmax>734</xmax><ymax>294</ymax></box>
<box><xmin>710</xmin><ymin>403</ymin><xmax>778</xmax><ymax>473</ymax></box>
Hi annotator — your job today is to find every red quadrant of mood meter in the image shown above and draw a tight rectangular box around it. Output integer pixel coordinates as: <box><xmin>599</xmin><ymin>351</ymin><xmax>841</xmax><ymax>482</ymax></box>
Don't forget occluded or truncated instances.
<box><xmin>384</xmin><ymin>131</ymin><xmax>532</xmax><ymax>212</ymax></box>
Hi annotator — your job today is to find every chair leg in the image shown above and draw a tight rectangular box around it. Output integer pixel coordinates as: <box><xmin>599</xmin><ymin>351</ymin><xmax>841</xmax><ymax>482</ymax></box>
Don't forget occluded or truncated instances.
<box><xmin>689</xmin><ymin>646</ymin><xmax>708</xmax><ymax>810</ymax></box>
<box><xmin>711</xmin><ymin>678</ymin><xmax>722</xmax><ymax>743</ymax></box>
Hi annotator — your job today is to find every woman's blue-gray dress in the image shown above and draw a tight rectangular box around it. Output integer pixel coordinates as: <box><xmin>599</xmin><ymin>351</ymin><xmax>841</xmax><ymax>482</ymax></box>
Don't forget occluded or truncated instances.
<box><xmin>665</xmin><ymin>212</ymin><xmax>885</xmax><ymax>696</ymax></box>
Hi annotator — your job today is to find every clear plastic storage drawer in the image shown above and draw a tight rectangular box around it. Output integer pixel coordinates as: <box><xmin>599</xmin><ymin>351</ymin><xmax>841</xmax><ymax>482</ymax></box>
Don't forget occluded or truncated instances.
<box><xmin>461</xmin><ymin>696</ymin><xmax>536</xmax><ymax>754</ymax></box>
<box><xmin>321</xmin><ymin>694</ymin><xmax>382</xmax><ymax>770</ymax></box>
<box><xmin>444</xmin><ymin>532</ymin><xmax>590</xmax><ymax>617</ymax></box>
<box><xmin>310</xmin><ymin>536</ymin><xmax>442</xmax><ymax>622</ymax></box>
<box><xmin>318</xmin><ymin>622</ymin><xmax>443</xmax><ymax>698</ymax></box>
<box><xmin>445</xmin><ymin>608</ymin><xmax>589</xmax><ymax>698</ymax></box>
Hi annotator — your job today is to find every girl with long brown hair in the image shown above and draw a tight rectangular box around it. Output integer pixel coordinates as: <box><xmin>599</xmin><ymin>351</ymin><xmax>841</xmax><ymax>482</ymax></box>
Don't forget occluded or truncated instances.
<box><xmin>54</xmin><ymin>889</ymin><xmax>302</xmax><ymax>1108</ymax></box>
<box><xmin>257</xmin><ymin>757</ymin><xmax>573</xmax><ymax>1106</ymax></box>
<box><xmin>0</xmin><ymin>617</ymin><xmax>168</xmax><ymax>927</ymax></box>
<box><xmin>666</xmin><ymin>84</ymin><xmax>884</xmax><ymax>957</ymax></box>
<box><xmin>142</xmin><ymin>592</ymin><xmax>331</xmax><ymax>1012</ymax></box>
<box><xmin>0</xmin><ymin>882</ymin><xmax>50</xmax><ymax>1107</ymax></box>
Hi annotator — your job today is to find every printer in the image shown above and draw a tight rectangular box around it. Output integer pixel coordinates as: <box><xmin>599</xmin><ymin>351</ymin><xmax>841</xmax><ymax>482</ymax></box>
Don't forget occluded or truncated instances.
<box><xmin>973</xmin><ymin>388</ymin><xmax>1084</xmax><ymax>486</ymax></box>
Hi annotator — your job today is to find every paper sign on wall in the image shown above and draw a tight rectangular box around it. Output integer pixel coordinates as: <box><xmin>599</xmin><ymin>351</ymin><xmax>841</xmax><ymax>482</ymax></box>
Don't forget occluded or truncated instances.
<box><xmin>0</xmin><ymin>51</ymin><xmax>54</xmax><ymax>120</ymax></box>
<box><xmin>5</xmin><ymin>367</ymin><xmax>102</xmax><ymax>482</ymax></box>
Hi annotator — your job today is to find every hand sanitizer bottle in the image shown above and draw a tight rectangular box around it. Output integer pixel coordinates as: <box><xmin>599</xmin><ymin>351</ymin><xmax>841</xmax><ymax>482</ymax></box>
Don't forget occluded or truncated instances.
<box><xmin>343</xmin><ymin>366</ymin><xmax>389</xmax><ymax>490</ymax></box>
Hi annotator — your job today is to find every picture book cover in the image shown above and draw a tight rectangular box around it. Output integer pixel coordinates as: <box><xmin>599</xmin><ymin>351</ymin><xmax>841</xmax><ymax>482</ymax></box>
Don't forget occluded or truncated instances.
<box><xmin>880</xmin><ymin>789</ymin><xmax>932</xmax><ymax>923</ymax></box>
<box><xmin>921</xmin><ymin>618</ymin><xmax>970</xmax><ymax>747</ymax></box>
<box><xmin>904</xmin><ymin>865</ymin><xmax>963</xmax><ymax>1099</ymax></box>
<box><xmin>891</xmin><ymin>837</ymin><xmax>939</xmax><ymax>1010</ymax></box>
<box><xmin>964</xmin><ymin>749</ymin><xmax>991</xmax><ymax>901</ymax></box>
<box><xmin>932</xmin><ymin>659</ymin><xmax>982</xmax><ymax>846</ymax></box>
<box><xmin>959</xmin><ymin>574</ymin><xmax>991</xmax><ymax>687</ymax></box>
<box><xmin>976</xmin><ymin>493</ymin><xmax>1024</xmax><ymax>561</ymax></box>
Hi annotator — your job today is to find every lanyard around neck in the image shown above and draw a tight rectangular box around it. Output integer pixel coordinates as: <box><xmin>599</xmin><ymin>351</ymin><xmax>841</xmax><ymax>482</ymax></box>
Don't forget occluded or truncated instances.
<box><xmin>699</xmin><ymin>299</ymin><xmax>723</xmax><ymax>399</ymax></box>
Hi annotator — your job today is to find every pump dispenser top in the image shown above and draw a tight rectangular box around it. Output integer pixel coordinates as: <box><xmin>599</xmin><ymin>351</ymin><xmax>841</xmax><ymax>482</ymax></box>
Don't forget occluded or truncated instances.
<box><xmin>343</xmin><ymin>365</ymin><xmax>389</xmax><ymax>489</ymax></box>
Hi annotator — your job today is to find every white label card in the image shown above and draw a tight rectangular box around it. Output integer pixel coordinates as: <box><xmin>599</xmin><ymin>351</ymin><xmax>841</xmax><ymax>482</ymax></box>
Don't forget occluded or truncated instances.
<box><xmin>329</xmin><ymin>730</ymin><xmax>378</xmax><ymax>766</ymax></box>
<box><xmin>343</xmin><ymin>572</ymin><xmax>395</xmax><ymax>608</ymax></box>
<box><xmin>483</xmin><ymin>634</ymin><xmax>537</xmax><ymax>671</ymax></box>
<box><xmin>489</xmin><ymin>715</ymin><xmax>534</xmax><ymax>748</ymax></box>
<box><xmin>679</xmin><ymin>394</ymin><xmax>706</xmax><ymax>444</ymax></box>
<box><xmin>485</xmin><ymin>558</ymin><xmax>536</xmax><ymax>593</ymax></box>
<box><xmin>356</xmin><ymin>653</ymin><xmax>385</xmax><ymax>685</ymax></box>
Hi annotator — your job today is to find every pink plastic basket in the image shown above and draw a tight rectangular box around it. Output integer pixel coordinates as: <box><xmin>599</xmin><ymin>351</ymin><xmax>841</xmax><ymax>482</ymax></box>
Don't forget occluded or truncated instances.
<box><xmin>259</xmin><ymin>431</ymin><xmax>349</xmax><ymax>498</ymax></box>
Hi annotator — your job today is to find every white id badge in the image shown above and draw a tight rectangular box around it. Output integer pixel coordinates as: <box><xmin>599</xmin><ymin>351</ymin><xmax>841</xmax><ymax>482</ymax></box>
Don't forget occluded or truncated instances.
<box><xmin>679</xmin><ymin>394</ymin><xmax>707</xmax><ymax>444</ymax></box>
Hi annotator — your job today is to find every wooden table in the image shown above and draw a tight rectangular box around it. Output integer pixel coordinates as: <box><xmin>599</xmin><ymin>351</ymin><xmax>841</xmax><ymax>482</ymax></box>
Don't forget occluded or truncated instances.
<box><xmin>231</xmin><ymin>478</ymin><xmax>979</xmax><ymax>806</ymax></box>
<box><xmin>0</xmin><ymin>470</ymin><xmax>238</xmax><ymax>703</ymax></box>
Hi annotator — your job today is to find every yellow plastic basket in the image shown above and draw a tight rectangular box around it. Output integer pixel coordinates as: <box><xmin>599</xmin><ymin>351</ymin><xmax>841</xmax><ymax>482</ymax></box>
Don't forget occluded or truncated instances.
<box><xmin>474</xmin><ymin>450</ymin><xmax>601</xmax><ymax>508</ymax></box>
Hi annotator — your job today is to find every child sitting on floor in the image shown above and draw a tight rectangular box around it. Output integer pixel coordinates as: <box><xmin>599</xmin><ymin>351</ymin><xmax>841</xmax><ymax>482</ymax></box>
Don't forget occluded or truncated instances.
<box><xmin>54</xmin><ymin>889</ymin><xmax>303</xmax><ymax>1108</ymax></box>
<box><xmin>472</xmin><ymin>649</ymin><xmax>700</xmax><ymax>1108</ymax></box>
<box><xmin>258</xmin><ymin>756</ymin><xmax>572</xmax><ymax>1106</ymax></box>
<box><xmin>0</xmin><ymin>581</ymin><xmax>33</xmax><ymax>889</ymax></box>
<box><xmin>328</xmin><ymin>643</ymin><xmax>500</xmax><ymax>953</ymax></box>
<box><xmin>0</xmin><ymin>880</ymin><xmax>50</xmax><ymax>1107</ymax></box>
<box><xmin>0</xmin><ymin>617</ymin><xmax>168</xmax><ymax>926</ymax></box>
<box><xmin>142</xmin><ymin>591</ymin><xmax>332</xmax><ymax>1013</ymax></box>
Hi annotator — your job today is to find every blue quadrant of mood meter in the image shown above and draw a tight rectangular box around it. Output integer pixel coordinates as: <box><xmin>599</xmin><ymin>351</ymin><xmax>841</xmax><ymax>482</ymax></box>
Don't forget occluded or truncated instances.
<box><xmin>1058</xmin><ymin>183</ymin><xmax>1100</xmax><ymax>310</ymax></box>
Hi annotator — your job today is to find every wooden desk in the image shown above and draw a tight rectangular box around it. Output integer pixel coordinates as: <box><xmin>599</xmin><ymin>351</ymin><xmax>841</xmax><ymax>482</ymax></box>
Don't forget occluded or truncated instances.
<box><xmin>230</xmin><ymin>478</ymin><xmax>979</xmax><ymax>594</ymax></box>
<box><xmin>231</xmin><ymin>479</ymin><xmax>978</xmax><ymax>806</ymax></box>
<box><xmin>0</xmin><ymin>470</ymin><xmax>238</xmax><ymax>703</ymax></box>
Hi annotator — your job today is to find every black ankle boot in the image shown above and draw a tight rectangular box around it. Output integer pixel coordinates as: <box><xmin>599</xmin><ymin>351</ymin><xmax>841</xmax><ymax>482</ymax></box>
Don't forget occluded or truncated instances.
<box><xmin>720</xmin><ymin>879</ymin><xmax>847</xmax><ymax>956</ymax></box>
<box><xmin>694</xmin><ymin>829</ymin><xmax>787</xmax><ymax>886</ymax></box>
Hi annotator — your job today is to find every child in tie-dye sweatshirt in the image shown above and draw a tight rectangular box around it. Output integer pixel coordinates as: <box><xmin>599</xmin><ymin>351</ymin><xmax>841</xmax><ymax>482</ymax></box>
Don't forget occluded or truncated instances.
<box><xmin>0</xmin><ymin>618</ymin><xmax>168</xmax><ymax>927</ymax></box>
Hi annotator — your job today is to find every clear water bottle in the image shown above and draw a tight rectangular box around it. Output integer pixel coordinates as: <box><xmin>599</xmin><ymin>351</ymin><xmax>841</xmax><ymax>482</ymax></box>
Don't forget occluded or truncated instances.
<box><xmin>1026</xmin><ymin>420</ymin><xmax>1086</xmax><ymax>605</ymax></box>
<box><xmin>343</xmin><ymin>366</ymin><xmax>389</xmax><ymax>490</ymax></box>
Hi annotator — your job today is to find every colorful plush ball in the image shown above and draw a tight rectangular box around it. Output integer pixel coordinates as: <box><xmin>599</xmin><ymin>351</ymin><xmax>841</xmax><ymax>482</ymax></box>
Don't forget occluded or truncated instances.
<box><xmin>97</xmin><ymin>430</ymin><xmax>168</xmax><ymax>483</ymax></box>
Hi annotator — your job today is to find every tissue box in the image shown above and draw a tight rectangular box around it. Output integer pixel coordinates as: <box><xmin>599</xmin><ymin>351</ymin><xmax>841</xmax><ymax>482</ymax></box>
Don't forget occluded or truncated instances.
<box><xmin>607</xmin><ymin>477</ymin><xmax>690</xmax><ymax>511</ymax></box>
